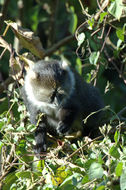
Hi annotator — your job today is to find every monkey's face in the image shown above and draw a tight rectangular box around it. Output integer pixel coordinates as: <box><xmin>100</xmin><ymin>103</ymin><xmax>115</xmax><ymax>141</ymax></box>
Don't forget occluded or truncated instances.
<box><xmin>28</xmin><ymin>63</ymin><xmax>71</xmax><ymax>106</ymax></box>
<box><xmin>31</xmin><ymin>81</ymin><xmax>69</xmax><ymax>106</ymax></box>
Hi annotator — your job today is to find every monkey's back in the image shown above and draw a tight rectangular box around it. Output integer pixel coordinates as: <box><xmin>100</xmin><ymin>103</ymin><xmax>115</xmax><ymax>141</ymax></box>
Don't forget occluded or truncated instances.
<box><xmin>69</xmin><ymin>69</ymin><xmax>104</xmax><ymax>136</ymax></box>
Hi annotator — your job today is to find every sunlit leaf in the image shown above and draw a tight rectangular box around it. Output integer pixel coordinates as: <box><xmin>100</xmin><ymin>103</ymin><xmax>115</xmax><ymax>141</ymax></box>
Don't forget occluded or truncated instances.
<box><xmin>0</xmin><ymin>141</ymin><xmax>4</xmax><ymax>151</ymax></box>
<box><xmin>87</xmin><ymin>18</ymin><xmax>94</xmax><ymax>30</ymax></box>
<box><xmin>51</xmin><ymin>166</ymin><xmax>70</xmax><ymax>186</ymax></box>
<box><xmin>116</xmin><ymin>28</ymin><xmax>124</xmax><ymax>41</ymax></box>
<box><xmin>120</xmin><ymin>170</ymin><xmax>126</xmax><ymax>190</ymax></box>
<box><xmin>115</xmin><ymin>162</ymin><xmax>123</xmax><ymax>177</ymax></box>
<box><xmin>96</xmin><ymin>186</ymin><xmax>105</xmax><ymax>190</ymax></box>
<box><xmin>88</xmin><ymin>163</ymin><xmax>104</xmax><ymax>180</ymax></box>
<box><xmin>108</xmin><ymin>0</ymin><xmax>123</xmax><ymax>20</ymax></box>
<box><xmin>114</xmin><ymin>130</ymin><xmax>120</xmax><ymax>143</ymax></box>
<box><xmin>77</xmin><ymin>33</ymin><xmax>85</xmax><ymax>46</ymax></box>
<box><xmin>109</xmin><ymin>145</ymin><xmax>120</xmax><ymax>159</ymax></box>
<box><xmin>89</xmin><ymin>51</ymin><xmax>100</xmax><ymax>65</ymax></box>
<box><xmin>100</xmin><ymin>12</ymin><xmax>108</xmax><ymax>23</ymax></box>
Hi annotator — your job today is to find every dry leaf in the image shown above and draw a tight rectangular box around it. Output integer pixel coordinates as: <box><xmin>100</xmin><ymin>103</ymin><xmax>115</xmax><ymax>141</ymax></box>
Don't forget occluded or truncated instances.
<box><xmin>5</xmin><ymin>21</ymin><xmax>46</xmax><ymax>59</ymax></box>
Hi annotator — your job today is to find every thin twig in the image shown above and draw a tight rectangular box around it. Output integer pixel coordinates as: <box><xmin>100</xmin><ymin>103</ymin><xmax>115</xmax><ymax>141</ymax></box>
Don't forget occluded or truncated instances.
<box><xmin>66</xmin><ymin>135</ymin><xmax>102</xmax><ymax>161</ymax></box>
<box><xmin>97</xmin><ymin>0</ymin><xmax>104</xmax><ymax>12</ymax></box>
<box><xmin>98</xmin><ymin>16</ymin><xmax>107</xmax><ymax>39</ymax></box>
<box><xmin>100</xmin><ymin>26</ymin><xmax>111</xmax><ymax>53</ymax></box>
<box><xmin>91</xmin><ymin>28</ymin><xmax>101</xmax><ymax>37</ymax></box>
<box><xmin>94</xmin><ymin>0</ymin><xmax>110</xmax><ymax>21</ymax></box>
<box><xmin>78</xmin><ymin>0</ymin><xmax>91</xmax><ymax>17</ymax></box>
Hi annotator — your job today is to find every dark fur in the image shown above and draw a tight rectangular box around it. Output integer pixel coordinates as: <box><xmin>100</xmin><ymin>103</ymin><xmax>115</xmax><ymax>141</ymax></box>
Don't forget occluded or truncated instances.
<box><xmin>22</xmin><ymin>60</ymin><xmax>104</xmax><ymax>154</ymax></box>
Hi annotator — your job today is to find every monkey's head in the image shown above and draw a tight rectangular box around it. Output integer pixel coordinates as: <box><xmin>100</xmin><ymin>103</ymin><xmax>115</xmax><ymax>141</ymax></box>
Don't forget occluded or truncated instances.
<box><xmin>26</xmin><ymin>60</ymin><xmax>75</xmax><ymax>106</ymax></box>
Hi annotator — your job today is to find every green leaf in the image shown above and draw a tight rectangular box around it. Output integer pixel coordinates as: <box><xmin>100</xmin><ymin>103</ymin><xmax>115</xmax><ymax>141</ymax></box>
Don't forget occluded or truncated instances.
<box><xmin>96</xmin><ymin>186</ymin><xmax>105</xmax><ymax>190</ymax></box>
<box><xmin>88</xmin><ymin>18</ymin><xmax>94</xmax><ymax>30</ymax></box>
<box><xmin>77</xmin><ymin>33</ymin><xmax>85</xmax><ymax>46</ymax></box>
<box><xmin>117</xmin><ymin>39</ymin><xmax>123</xmax><ymax>49</ymax></box>
<box><xmin>37</xmin><ymin>160</ymin><xmax>45</xmax><ymax>172</ymax></box>
<box><xmin>3</xmin><ymin>172</ymin><xmax>17</xmax><ymax>190</ymax></box>
<box><xmin>89</xmin><ymin>51</ymin><xmax>100</xmax><ymax>65</ymax></box>
<box><xmin>81</xmin><ymin>175</ymin><xmax>90</xmax><ymax>184</ymax></box>
<box><xmin>16</xmin><ymin>171</ymin><xmax>31</xmax><ymax>179</ymax></box>
<box><xmin>71</xmin><ymin>143</ymin><xmax>78</xmax><ymax>151</ymax></box>
<box><xmin>75</xmin><ymin>58</ymin><xmax>82</xmax><ymax>75</ymax></box>
<box><xmin>115</xmin><ymin>162</ymin><xmax>123</xmax><ymax>177</ymax></box>
<box><xmin>116</xmin><ymin>28</ymin><xmax>124</xmax><ymax>41</ymax></box>
<box><xmin>88</xmin><ymin>162</ymin><xmax>104</xmax><ymax>180</ymax></box>
<box><xmin>60</xmin><ymin>173</ymin><xmax>82</xmax><ymax>187</ymax></box>
<box><xmin>99</xmin><ymin>12</ymin><xmax>108</xmax><ymax>23</ymax></box>
<box><xmin>114</xmin><ymin>130</ymin><xmax>120</xmax><ymax>143</ymax></box>
<box><xmin>0</xmin><ymin>121</ymin><xmax>5</xmax><ymax>130</ymax></box>
<box><xmin>109</xmin><ymin>145</ymin><xmax>120</xmax><ymax>159</ymax></box>
<box><xmin>0</xmin><ymin>141</ymin><xmax>4</xmax><ymax>152</ymax></box>
<box><xmin>85</xmin><ymin>73</ymin><xmax>91</xmax><ymax>83</ymax></box>
<box><xmin>69</xmin><ymin>6</ymin><xmax>78</xmax><ymax>34</ymax></box>
<box><xmin>108</xmin><ymin>0</ymin><xmax>123</xmax><ymax>20</ymax></box>
<box><xmin>120</xmin><ymin>170</ymin><xmax>126</xmax><ymax>190</ymax></box>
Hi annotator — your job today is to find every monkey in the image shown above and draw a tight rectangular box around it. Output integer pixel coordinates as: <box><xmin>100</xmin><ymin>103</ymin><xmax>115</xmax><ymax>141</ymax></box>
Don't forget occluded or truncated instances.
<box><xmin>21</xmin><ymin>59</ymin><xmax>104</xmax><ymax>154</ymax></box>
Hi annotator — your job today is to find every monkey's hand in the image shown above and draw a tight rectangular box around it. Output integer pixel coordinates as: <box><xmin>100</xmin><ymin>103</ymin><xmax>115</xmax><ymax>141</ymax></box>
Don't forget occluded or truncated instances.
<box><xmin>57</xmin><ymin>121</ymin><xmax>70</xmax><ymax>136</ymax></box>
<box><xmin>34</xmin><ymin>124</ymin><xmax>47</xmax><ymax>155</ymax></box>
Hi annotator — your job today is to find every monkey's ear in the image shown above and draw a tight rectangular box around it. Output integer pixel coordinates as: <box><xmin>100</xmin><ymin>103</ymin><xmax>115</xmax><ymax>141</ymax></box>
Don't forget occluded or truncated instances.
<box><xmin>60</xmin><ymin>60</ymin><xmax>69</xmax><ymax>69</ymax></box>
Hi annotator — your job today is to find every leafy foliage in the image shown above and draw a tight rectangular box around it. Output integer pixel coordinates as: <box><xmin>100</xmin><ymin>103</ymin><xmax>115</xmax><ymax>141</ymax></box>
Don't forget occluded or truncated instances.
<box><xmin>0</xmin><ymin>0</ymin><xmax>126</xmax><ymax>189</ymax></box>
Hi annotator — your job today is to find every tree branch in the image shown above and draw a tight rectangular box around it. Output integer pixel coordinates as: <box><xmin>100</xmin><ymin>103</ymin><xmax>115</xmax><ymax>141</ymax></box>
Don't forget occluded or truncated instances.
<box><xmin>44</xmin><ymin>34</ymin><xmax>75</xmax><ymax>57</ymax></box>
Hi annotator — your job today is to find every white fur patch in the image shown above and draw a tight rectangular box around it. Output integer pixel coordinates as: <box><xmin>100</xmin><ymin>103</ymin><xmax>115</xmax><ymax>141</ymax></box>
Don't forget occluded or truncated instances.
<box><xmin>61</xmin><ymin>60</ymin><xmax>69</xmax><ymax>69</ymax></box>
<box><xmin>24</xmin><ymin>73</ymin><xmax>57</xmax><ymax>115</ymax></box>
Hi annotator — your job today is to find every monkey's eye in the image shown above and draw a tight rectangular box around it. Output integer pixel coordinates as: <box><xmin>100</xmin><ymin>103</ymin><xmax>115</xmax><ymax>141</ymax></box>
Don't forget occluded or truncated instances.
<box><xmin>50</xmin><ymin>90</ymin><xmax>57</xmax><ymax>103</ymax></box>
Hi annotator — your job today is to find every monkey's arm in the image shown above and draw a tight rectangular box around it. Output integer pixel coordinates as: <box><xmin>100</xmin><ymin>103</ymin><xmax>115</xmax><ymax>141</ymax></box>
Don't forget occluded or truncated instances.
<box><xmin>29</xmin><ymin>108</ymin><xmax>47</xmax><ymax>154</ymax></box>
<box><xmin>21</xmin><ymin>87</ymin><xmax>47</xmax><ymax>154</ymax></box>
<box><xmin>57</xmin><ymin>106</ymin><xmax>78</xmax><ymax>135</ymax></box>
<box><xmin>34</xmin><ymin>116</ymin><xmax>47</xmax><ymax>154</ymax></box>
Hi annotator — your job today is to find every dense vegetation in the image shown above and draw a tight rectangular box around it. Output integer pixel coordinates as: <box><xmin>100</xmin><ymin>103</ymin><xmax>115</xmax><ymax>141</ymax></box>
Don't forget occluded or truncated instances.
<box><xmin>0</xmin><ymin>0</ymin><xmax>126</xmax><ymax>189</ymax></box>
